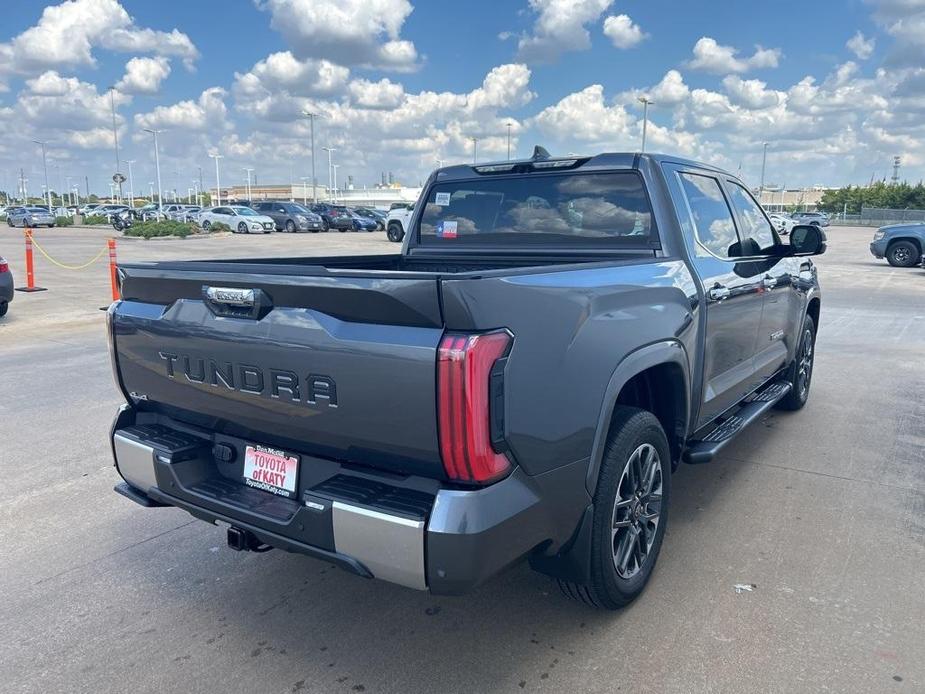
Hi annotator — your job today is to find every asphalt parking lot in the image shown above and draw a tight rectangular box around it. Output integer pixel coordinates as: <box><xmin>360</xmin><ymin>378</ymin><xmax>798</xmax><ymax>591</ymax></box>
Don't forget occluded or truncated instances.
<box><xmin>1</xmin><ymin>225</ymin><xmax>923</xmax><ymax>693</ymax></box>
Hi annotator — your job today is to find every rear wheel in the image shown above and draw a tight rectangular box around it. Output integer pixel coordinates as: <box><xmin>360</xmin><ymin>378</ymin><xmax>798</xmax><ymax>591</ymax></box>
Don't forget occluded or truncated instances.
<box><xmin>776</xmin><ymin>315</ymin><xmax>816</xmax><ymax>411</ymax></box>
<box><xmin>558</xmin><ymin>406</ymin><xmax>670</xmax><ymax>610</ymax></box>
<box><xmin>886</xmin><ymin>240</ymin><xmax>920</xmax><ymax>267</ymax></box>
<box><xmin>322</xmin><ymin>219</ymin><xmax>330</xmax><ymax>232</ymax></box>
<box><xmin>285</xmin><ymin>220</ymin><xmax>296</xmax><ymax>233</ymax></box>
<box><xmin>201</xmin><ymin>220</ymin><xmax>211</xmax><ymax>231</ymax></box>
<box><xmin>0</xmin><ymin>301</ymin><xmax>7</xmax><ymax>317</ymax></box>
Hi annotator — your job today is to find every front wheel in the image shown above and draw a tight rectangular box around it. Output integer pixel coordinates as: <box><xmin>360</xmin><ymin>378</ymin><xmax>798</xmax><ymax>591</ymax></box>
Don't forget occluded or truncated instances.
<box><xmin>387</xmin><ymin>223</ymin><xmax>404</xmax><ymax>242</ymax></box>
<box><xmin>285</xmin><ymin>220</ymin><xmax>296</xmax><ymax>233</ymax></box>
<box><xmin>0</xmin><ymin>300</ymin><xmax>7</xmax><ymax>317</ymax></box>
<box><xmin>886</xmin><ymin>240</ymin><xmax>920</xmax><ymax>268</ymax></box>
<box><xmin>776</xmin><ymin>314</ymin><xmax>816</xmax><ymax>411</ymax></box>
<box><xmin>202</xmin><ymin>220</ymin><xmax>211</xmax><ymax>231</ymax></box>
<box><xmin>558</xmin><ymin>406</ymin><xmax>670</xmax><ymax>610</ymax></box>
<box><xmin>237</xmin><ymin>222</ymin><xmax>248</xmax><ymax>234</ymax></box>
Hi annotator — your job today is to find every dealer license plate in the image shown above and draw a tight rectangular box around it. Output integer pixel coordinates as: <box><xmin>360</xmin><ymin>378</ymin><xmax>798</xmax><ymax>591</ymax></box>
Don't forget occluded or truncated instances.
<box><xmin>242</xmin><ymin>445</ymin><xmax>299</xmax><ymax>498</ymax></box>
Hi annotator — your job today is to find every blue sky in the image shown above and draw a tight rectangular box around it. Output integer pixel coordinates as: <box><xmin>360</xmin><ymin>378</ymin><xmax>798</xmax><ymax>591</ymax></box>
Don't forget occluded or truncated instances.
<box><xmin>0</xmin><ymin>0</ymin><xmax>922</xmax><ymax>197</ymax></box>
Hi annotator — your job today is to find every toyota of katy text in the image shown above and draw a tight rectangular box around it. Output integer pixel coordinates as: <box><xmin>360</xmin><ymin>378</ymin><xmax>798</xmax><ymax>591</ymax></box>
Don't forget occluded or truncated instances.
<box><xmin>107</xmin><ymin>150</ymin><xmax>825</xmax><ymax>609</ymax></box>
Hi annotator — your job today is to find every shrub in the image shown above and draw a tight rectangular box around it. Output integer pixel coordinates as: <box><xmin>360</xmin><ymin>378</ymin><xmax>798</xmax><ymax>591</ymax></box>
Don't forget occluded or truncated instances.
<box><xmin>208</xmin><ymin>222</ymin><xmax>231</xmax><ymax>232</ymax></box>
<box><xmin>54</xmin><ymin>216</ymin><xmax>73</xmax><ymax>227</ymax></box>
<box><xmin>82</xmin><ymin>215</ymin><xmax>108</xmax><ymax>225</ymax></box>
<box><xmin>124</xmin><ymin>219</ymin><xmax>196</xmax><ymax>239</ymax></box>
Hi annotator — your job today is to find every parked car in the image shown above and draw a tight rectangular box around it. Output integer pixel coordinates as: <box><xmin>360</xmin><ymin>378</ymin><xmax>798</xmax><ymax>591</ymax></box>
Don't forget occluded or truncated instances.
<box><xmin>869</xmin><ymin>223</ymin><xmax>925</xmax><ymax>267</ymax></box>
<box><xmin>791</xmin><ymin>211</ymin><xmax>829</xmax><ymax>227</ymax></box>
<box><xmin>253</xmin><ymin>201</ymin><xmax>325</xmax><ymax>232</ymax></box>
<box><xmin>7</xmin><ymin>206</ymin><xmax>56</xmax><ymax>227</ymax></box>
<box><xmin>352</xmin><ymin>207</ymin><xmax>387</xmax><ymax>230</ymax></box>
<box><xmin>768</xmin><ymin>213</ymin><xmax>794</xmax><ymax>235</ymax></box>
<box><xmin>309</xmin><ymin>203</ymin><xmax>354</xmax><ymax>231</ymax></box>
<box><xmin>95</xmin><ymin>204</ymin><xmax>132</xmax><ymax>222</ymax></box>
<box><xmin>79</xmin><ymin>203</ymin><xmax>103</xmax><ymax>216</ymax></box>
<box><xmin>198</xmin><ymin>205</ymin><xmax>275</xmax><ymax>234</ymax></box>
<box><xmin>132</xmin><ymin>203</ymin><xmax>160</xmax><ymax>221</ymax></box>
<box><xmin>107</xmin><ymin>150</ymin><xmax>825</xmax><ymax>609</ymax></box>
<box><xmin>0</xmin><ymin>255</ymin><xmax>12</xmax><ymax>317</ymax></box>
<box><xmin>386</xmin><ymin>203</ymin><xmax>415</xmax><ymax>242</ymax></box>
<box><xmin>349</xmin><ymin>210</ymin><xmax>378</xmax><ymax>232</ymax></box>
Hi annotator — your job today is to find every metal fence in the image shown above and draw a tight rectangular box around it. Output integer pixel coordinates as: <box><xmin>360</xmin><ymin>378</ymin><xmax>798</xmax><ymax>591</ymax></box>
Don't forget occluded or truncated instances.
<box><xmin>841</xmin><ymin>206</ymin><xmax>925</xmax><ymax>227</ymax></box>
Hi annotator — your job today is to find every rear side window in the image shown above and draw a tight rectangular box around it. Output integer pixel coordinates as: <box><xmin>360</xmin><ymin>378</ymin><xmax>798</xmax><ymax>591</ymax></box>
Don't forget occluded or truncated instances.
<box><xmin>418</xmin><ymin>172</ymin><xmax>655</xmax><ymax>247</ymax></box>
<box><xmin>677</xmin><ymin>173</ymin><xmax>739</xmax><ymax>259</ymax></box>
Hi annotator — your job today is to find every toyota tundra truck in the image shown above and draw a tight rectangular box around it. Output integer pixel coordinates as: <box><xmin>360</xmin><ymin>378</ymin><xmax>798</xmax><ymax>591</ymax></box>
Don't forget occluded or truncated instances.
<box><xmin>107</xmin><ymin>150</ymin><xmax>824</xmax><ymax>609</ymax></box>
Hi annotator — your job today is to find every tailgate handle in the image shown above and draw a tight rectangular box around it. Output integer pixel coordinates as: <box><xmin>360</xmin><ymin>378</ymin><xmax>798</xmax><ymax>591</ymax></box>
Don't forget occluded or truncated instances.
<box><xmin>202</xmin><ymin>285</ymin><xmax>272</xmax><ymax>319</ymax></box>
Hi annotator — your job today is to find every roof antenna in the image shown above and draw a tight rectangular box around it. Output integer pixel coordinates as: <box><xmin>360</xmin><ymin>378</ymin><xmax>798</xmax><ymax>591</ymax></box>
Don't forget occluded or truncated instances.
<box><xmin>531</xmin><ymin>145</ymin><xmax>551</xmax><ymax>161</ymax></box>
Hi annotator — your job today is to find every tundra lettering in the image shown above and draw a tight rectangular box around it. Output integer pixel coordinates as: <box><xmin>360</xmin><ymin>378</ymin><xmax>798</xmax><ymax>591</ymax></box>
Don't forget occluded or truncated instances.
<box><xmin>111</xmin><ymin>151</ymin><xmax>824</xmax><ymax>609</ymax></box>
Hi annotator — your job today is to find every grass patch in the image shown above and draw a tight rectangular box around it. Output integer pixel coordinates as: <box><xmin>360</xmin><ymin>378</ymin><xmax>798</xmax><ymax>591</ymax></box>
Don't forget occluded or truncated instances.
<box><xmin>54</xmin><ymin>216</ymin><xmax>73</xmax><ymax>227</ymax></box>
<box><xmin>82</xmin><ymin>215</ymin><xmax>109</xmax><ymax>225</ymax></box>
<box><xmin>124</xmin><ymin>219</ymin><xmax>197</xmax><ymax>239</ymax></box>
<box><xmin>208</xmin><ymin>222</ymin><xmax>231</xmax><ymax>232</ymax></box>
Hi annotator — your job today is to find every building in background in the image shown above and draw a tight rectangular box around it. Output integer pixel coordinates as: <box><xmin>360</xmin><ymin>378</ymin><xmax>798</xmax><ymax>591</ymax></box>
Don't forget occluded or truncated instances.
<box><xmin>757</xmin><ymin>186</ymin><xmax>830</xmax><ymax>213</ymax></box>
<box><xmin>210</xmin><ymin>183</ymin><xmax>422</xmax><ymax>209</ymax></box>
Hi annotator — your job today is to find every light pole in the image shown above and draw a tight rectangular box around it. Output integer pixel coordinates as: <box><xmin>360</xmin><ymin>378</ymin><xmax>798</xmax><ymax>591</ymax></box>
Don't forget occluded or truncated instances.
<box><xmin>148</xmin><ymin>182</ymin><xmax>154</xmax><ymax>201</ymax></box>
<box><xmin>244</xmin><ymin>167</ymin><xmax>254</xmax><ymax>200</ymax></box>
<box><xmin>209</xmin><ymin>152</ymin><xmax>223</xmax><ymax>206</ymax></box>
<box><xmin>125</xmin><ymin>159</ymin><xmax>135</xmax><ymax>208</ymax></box>
<box><xmin>637</xmin><ymin>96</ymin><xmax>653</xmax><ymax>153</ymax></box>
<box><xmin>302</xmin><ymin>111</ymin><xmax>320</xmax><ymax>202</ymax></box>
<box><xmin>506</xmin><ymin>122</ymin><xmax>513</xmax><ymax>160</ymax></box>
<box><xmin>322</xmin><ymin>147</ymin><xmax>335</xmax><ymax>202</ymax></box>
<box><xmin>143</xmin><ymin>128</ymin><xmax>164</xmax><ymax>213</ymax></box>
<box><xmin>300</xmin><ymin>177</ymin><xmax>310</xmax><ymax>205</ymax></box>
<box><xmin>333</xmin><ymin>164</ymin><xmax>339</xmax><ymax>202</ymax></box>
<box><xmin>32</xmin><ymin>140</ymin><xmax>51</xmax><ymax>209</ymax></box>
<box><xmin>758</xmin><ymin>142</ymin><xmax>769</xmax><ymax>202</ymax></box>
<box><xmin>471</xmin><ymin>136</ymin><xmax>479</xmax><ymax>163</ymax></box>
<box><xmin>108</xmin><ymin>86</ymin><xmax>123</xmax><ymax>201</ymax></box>
<box><xmin>65</xmin><ymin>176</ymin><xmax>72</xmax><ymax>205</ymax></box>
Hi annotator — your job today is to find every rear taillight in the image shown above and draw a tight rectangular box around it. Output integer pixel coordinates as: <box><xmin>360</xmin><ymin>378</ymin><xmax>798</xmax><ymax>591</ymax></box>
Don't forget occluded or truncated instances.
<box><xmin>0</xmin><ymin>260</ymin><xmax>7</xmax><ymax>273</ymax></box>
<box><xmin>438</xmin><ymin>330</ymin><xmax>512</xmax><ymax>484</ymax></box>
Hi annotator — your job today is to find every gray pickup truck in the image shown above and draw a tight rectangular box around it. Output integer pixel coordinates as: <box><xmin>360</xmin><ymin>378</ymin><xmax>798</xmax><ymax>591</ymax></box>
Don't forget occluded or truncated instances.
<box><xmin>107</xmin><ymin>150</ymin><xmax>825</xmax><ymax>609</ymax></box>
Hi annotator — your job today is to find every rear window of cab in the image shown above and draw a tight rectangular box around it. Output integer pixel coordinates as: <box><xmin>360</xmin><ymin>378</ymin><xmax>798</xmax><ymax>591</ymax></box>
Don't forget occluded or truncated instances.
<box><xmin>417</xmin><ymin>171</ymin><xmax>656</xmax><ymax>247</ymax></box>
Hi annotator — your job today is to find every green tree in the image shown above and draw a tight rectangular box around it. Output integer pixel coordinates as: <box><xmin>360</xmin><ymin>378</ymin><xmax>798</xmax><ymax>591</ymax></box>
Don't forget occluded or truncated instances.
<box><xmin>820</xmin><ymin>181</ymin><xmax>925</xmax><ymax>214</ymax></box>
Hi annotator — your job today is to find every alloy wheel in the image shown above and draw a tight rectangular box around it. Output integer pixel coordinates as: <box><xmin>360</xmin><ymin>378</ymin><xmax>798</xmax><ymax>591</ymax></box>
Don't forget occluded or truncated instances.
<box><xmin>797</xmin><ymin>328</ymin><xmax>814</xmax><ymax>398</ymax></box>
<box><xmin>611</xmin><ymin>443</ymin><xmax>663</xmax><ymax>579</ymax></box>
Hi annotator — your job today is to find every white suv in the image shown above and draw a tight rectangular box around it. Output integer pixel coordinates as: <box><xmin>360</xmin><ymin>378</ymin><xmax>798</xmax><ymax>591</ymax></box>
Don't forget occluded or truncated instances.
<box><xmin>386</xmin><ymin>203</ymin><xmax>415</xmax><ymax>243</ymax></box>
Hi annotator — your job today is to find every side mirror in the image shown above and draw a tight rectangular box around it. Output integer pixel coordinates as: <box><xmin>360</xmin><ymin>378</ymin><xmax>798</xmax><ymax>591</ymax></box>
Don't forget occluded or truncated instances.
<box><xmin>789</xmin><ymin>224</ymin><xmax>826</xmax><ymax>256</ymax></box>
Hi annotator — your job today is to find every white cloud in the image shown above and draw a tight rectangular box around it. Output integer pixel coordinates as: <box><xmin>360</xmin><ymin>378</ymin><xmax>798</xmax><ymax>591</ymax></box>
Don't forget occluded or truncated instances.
<box><xmin>115</xmin><ymin>56</ymin><xmax>171</xmax><ymax>95</ymax></box>
<box><xmin>233</xmin><ymin>52</ymin><xmax>350</xmax><ymax>99</ymax></box>
<box><xmin>846</xmin><ymin>30</ymin><xmax>876</xmax><ymax>59</ymax></box>
<box><xmin>348</xmin><ymin>78</ymin><xmax>405</xmax><ymax>109</ymax></box>
<box><xmin>258</xmin><ymin>0</ymin><xmax>419</xmax><ymax>71</ymax></box>
<box><xmin>686</xmin><ymin>37</ymin><xmax>781</xmax><ymax>74</ymax></box>
<box><xmin>602</xmin><ymin>14</ymin><xmax>648</xmax><ymax>49</ymax></box>
<box><xmin>0</xmin><ymin>0</ymin><xmax>198</xmax><ymax>84</ymax></box>
<box><xmin>721</xmin><ymin>76</ymin><xmax>782</xmax><ymax>109</ymax></box>
<box><xmin>869</xmin><ymin>0</ymin><xmax>925</xmax><ymax>66</ymax></box>
<box><xmin>517</xmin><ymin>0</ymin><xmax>613</xmax><ymax>62</ymax></box>
<box><xmin>135</xmin><ymin>87</ymin><xmax>229</xmax><ymax>133</ymax></box>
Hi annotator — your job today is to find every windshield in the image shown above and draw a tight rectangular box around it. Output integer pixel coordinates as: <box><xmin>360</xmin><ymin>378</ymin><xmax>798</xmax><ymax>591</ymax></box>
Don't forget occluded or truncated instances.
<box><xmin>418</xmin><ymin>171</ymin><xmax>656</xmax><ymax>247</ymax></box>
<box><xmin>233</xmin><ymin>207</ymin><xmax>259</xmax><ymax>216</ymax></box>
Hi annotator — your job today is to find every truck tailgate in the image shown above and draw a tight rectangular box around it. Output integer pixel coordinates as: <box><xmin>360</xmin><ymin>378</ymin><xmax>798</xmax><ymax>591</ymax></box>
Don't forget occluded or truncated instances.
<box><xmin>112</xmin><ymin>264</ymin><xmax>445</xmax><ymax>475</ymax></box>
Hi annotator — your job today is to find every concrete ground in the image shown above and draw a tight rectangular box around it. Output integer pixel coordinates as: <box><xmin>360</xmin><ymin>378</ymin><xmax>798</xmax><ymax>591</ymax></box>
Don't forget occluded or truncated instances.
<box><xmin>0</xmin><ymin>225</ymin><xmax>922</xmax><ymax>694</ymax></box>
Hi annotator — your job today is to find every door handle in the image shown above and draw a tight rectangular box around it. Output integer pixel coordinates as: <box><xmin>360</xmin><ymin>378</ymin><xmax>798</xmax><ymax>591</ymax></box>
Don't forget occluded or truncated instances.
<box><xmin>762</xmin><ymin>276</ymin><xmax>777</xmax><ymax>289</ymax></box>
<box><xmin>708</xmin><ymin>285</ymin><xmax>731</xmax><ymax>301</ymax></box>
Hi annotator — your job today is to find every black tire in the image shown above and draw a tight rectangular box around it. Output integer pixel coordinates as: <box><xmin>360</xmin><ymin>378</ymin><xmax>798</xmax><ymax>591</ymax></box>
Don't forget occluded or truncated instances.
<box><xmin>387</xmin><ymin>223</ymin><xmax>404</xmax><ymax>243</ymax></box>
<box><xmin>0</xmin><ymin>301</ymin><xmax>7</xmax><ymax>318</ymax></box>
<box><xmin>339</xmin><ymin>227</ymin><xmax>347</xmax><ymax>233</ymax></box>
<box><xmin>886</xmin><ymin>240</ymin><xmax>920</xmax><ymax>268</ymax></box>
<box><xmin>776</xmin><ymin>314</ymin><xmax>816</xmax><ymax>411</ymax></box>
<box><xmin>558</xmin><ymin>406</ymin><xmax>670</xmax><ymax>610</ymax></box>
<box><xmin>322</xmin><ymin>219</ymin><xmax>330</xmax><ymax>232</ymax></box>
<box><xmin>285</xmin><ymin>220</ymin><xmax>296</xmax><ymax>233</ymax></box>
<box><xmin>237</xmin><ymin>222</ymin><xmax>248</xmax><ymax>234</ymax></box>
<box><xmin>6</xmin><ymin>218</ymin><xmax>12</xmax><ymax>227</ymax></box>
<box><xmin>202</xmin><ymin>220</ymin><xmax>211</xmax><ymax>231</ymax></box>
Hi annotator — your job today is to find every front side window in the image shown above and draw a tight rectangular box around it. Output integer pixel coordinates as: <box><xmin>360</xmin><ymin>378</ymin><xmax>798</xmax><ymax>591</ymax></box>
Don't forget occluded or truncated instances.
<box><xmin>677</xmin><ymin>173</ymin><xmax>739</xmax><ymax>259</ymax></box>
<box><xmin>726</xmin><ymin>181</ymin><xmax>776</xmax><ymax>253</ymax></box>
<box><xmin>418</xmin><ymin>172</ymin><xmax>655</xmax><ymax>247</ymax></box>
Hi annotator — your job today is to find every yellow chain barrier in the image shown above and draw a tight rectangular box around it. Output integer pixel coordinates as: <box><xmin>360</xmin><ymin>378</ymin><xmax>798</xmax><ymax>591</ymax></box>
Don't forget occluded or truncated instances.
<box><xmin>29</xmin><ymin>234</ymin><xmax>110</xmax><ymax>270</ymax></box>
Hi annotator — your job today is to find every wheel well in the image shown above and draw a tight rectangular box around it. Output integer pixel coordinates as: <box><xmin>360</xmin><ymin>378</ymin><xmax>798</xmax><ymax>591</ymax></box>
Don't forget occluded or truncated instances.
<box><xmin>807</xmin><ymin>297</ymin><xmax>821</xmax><ymax>333</ymax></box>
<box><xmin>887</xmin><ymin>236</ymin><xmax>922</xmax><ymax>255</ymax></box>
<box><xmin>612</xmin><ymin>363</ymin><xmax>686</xmax><ymax>467</ymax></box>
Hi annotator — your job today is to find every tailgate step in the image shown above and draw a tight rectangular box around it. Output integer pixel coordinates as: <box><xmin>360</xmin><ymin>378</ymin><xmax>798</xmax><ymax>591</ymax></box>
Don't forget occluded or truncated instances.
<box><xmin>684</xmin><ymin>381</ymin><xmax>791</xmax><ymax>464</ymax></box>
